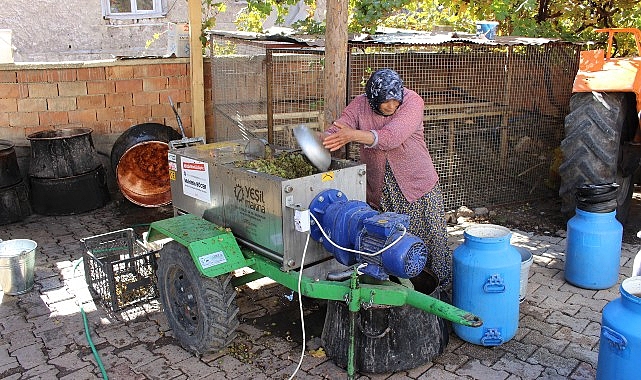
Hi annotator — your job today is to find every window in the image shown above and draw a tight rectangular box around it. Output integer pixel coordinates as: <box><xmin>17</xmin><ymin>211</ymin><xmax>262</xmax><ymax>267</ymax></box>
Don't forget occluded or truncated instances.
<box><xmin>102</xmin><ymin>0</ymin><xmax>166</xmax><ymax>19</ymax></box>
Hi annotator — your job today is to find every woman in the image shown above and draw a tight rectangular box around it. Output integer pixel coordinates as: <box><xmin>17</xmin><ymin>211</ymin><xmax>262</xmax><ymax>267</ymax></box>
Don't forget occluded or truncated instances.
<box><xmin>322</xmin><ymin>68</ymin><xmax>452</xmax><ymax>287</ymax></box>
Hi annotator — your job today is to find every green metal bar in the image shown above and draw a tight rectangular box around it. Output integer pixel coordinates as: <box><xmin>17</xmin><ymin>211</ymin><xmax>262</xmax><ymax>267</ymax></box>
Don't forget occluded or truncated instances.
<box><xmin>347</xmin><ymin>269</ymin><xmax>359</xmax><ymax>380</ymax></box>
<box><xmin>244</xmin><ymin>249</ymin><xmax>483</xmax><ymax>327</ymax></box>
<box><xmin>231</xmin><ymin>271</ymin><xmax>266</xmax><ymax>287</ymax></box>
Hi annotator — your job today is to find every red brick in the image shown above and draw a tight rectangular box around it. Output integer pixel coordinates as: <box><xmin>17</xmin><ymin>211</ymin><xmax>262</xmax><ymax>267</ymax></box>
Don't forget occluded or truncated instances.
<box><xmin>160</xmin><ymin>63</ymin><xmax>188</xmax><ymax>77</ymax></box>
<box><xmin>68</xmin><ymin>109</ymin><xmax>97</xmax><ymax>124</ymax></box>
<box><xmin>9</xmin><ymin>112</ymin><xmax>39</xmax><ymax>127</ymax></box>
<box><xmin>168</xmin><ymin>76</ymin><xmax>190</xmax><ymax>89</ymax></box>
<box><xmin>133</xmin><ymin>91</ymin><xmax>159</xmax><ymax>106</ymax></box>
<box><xmin>143</xmin><ymin>77</ymin><xmax>168</xmax><ymax>91</ymax></box>
<box><xmin>76</xmin><ymin>67</ymin><xmax>106</xmax><ymax>81</ymax></box>
<box><xmin>106</xmin><ymin>93</ymin><xmax>133</xmax><ymax>107</ymax></box>
<box><xmin>159</xmin><ymin>89</ymin><xmax>186</xmax><ymax>104</ymax></box>
<box><xmin>106</xmin><ymin>65</ymin><xmax>134</xmax><ymax>80</ymax></box>
<box><xmin>0</xmin><ymin>83</ymin><xmax>21</xmax><ymax>98</ymax></box>
<box><xmin>39</xmin><ymin>111</ymin><xmax>69</xmax><ymax>126</ymax></box>
<box><xmin>58</xmin><ymin>82</ymin><xmax>87</xmax><ymax>96</ymax></box>
<box><xmin>47</xmin><ymin>97</ymin><xmax>76</xmax><ymax>111</ymax></box>
<box><xmin>124</xmin><ymin>105</ymin><xmax>151</xmax><ymax>119</ymax></box>
<box><xmin>77</xmin><ymin>95</ymin><xmax>105</xmax><ymax>110</ymax></box>
<box><xmin>133</xmin><ymin>64</ymin><xmax>162</xmax><ymax>78</ymax></box>
<box><xmin>96</xmin><ymin>107</ymin><xmax>124</xmax><ymax>121</ymax></box>
<box><xmin>88</xmin><ymin>120</ymin><xmax>110</xmax><ymax>135</ymax></box>
<box><xmin>28</xmin><ymin>83</ymin><xmax>58</xmax><ymax>98</ymax></box>
<box><xmin>0</xmin><ymin>124</ymin><xmax>26</xmax><ymax>140</ymax></box>
<box><xmin>0</xmin><ymin>71</ymin><xmax>17</xmax><ymax>83</ymax></box>
<box><xmin>0</xmin><ymin>112</ymin><xmax>9</xmax><ymax>127</ymax></box>
<box><xmin>16</xmin><ymin>70</ymin><xmax>47</xmax><ymax>83</ymax></box>
<box><xmin>151</xmin><ymin>103</ymin><xmax>174</xmax><ymax>118</ymax></box>
<box><xmin>87</xmin><ymin>81</ymin><xmax>115</xmax><ymax>95</ymax></box>
<box><xmin>0</xmin><ymin>98</ymin><xmax>17</xmax><ymax>113</ymax></box>
<box><xmin>110</xmin><ymin>119</ymin><xmax>138</xmax><ymax>132</ymax></box>
<box><xmin>115</xmin><ymin>79</ymin><xmax>143</xmax><ymax>93</ymax></box>
<box><xmin>47</xmin><ymin>69</ymin><xmax>77</xmax><ymax>82</ymax></box>
<box><xmin>17</xmin><ymin>98</ymin><xmax>47</xmax><ymax>112</ymax></box>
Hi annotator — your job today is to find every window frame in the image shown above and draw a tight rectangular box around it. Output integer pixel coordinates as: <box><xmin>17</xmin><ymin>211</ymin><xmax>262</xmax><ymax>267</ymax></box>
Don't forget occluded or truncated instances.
<box><xmin>101</xmin><ymin>0</ymin><xmax>167</xmax><ymax>20</ymax></box>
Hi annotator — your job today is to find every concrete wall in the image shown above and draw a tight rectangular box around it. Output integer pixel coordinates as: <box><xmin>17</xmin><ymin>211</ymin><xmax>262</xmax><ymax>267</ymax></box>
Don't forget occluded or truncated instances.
<box><xmin>2</xmin><ymin>0</ymin><xmax>192</xmax><ymax>62</ymax></box>
<box><xmin>0</xmin><ymin>0</ymin><xmax>320</xmax><ymax>63</ymax></box>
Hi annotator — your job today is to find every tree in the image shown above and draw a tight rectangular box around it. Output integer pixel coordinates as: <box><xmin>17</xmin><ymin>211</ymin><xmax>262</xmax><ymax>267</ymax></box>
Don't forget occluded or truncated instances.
<box><xmin>232</xmin><ymin>0</ymin><xmax>641</xmax><ymax>53</ymax></box>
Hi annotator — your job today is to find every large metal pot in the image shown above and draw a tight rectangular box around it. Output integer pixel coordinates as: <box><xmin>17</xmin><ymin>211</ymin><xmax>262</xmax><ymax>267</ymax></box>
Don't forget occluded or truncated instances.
<box><xmin>0</xmin><ymin>140</ymin><xmax>22</xmax><ymax>189</ymax></box>
<box><xmin>0</xmin><ymin>179</ymin><xmax>31</xmax><ymax>225</ymax></box>
<box><xmin>30</xmin><ymin>165</ymin><xmax>110</xmax><ymax>215</ymax></box>
<box><xmin>110</xmin><ymin>123</ymin><xmax>181</xmax><ymax>207</ymax></box>
<box><xmin>27</xmin><ymin>128</ymin><xmax>101</xmax><ymax>178</ymax></box>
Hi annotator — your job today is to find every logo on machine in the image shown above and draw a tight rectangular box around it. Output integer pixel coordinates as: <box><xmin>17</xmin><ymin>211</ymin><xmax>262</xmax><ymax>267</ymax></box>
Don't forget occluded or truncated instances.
<box><xmin>183</xmin><ymin>162</ymin><xmax>206</xmax><ymax>171</ymax></box>
<box><xmin>233</xmin><ymin>184</ymin><xmax>266</xmax><ymax>213</ymax></box>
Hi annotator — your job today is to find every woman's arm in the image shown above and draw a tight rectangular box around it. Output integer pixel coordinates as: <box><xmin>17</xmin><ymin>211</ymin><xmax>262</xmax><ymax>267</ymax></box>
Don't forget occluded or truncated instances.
<box><xmin>322</xmin><ymin>121</ymin><xmax>375</xmax><ymax>152</ymax></box>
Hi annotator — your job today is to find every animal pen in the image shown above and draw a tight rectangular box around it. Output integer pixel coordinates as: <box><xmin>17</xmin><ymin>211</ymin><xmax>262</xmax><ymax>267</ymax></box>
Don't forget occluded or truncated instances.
<box><xmin>209</xmin><ymin>31</ymin><xmax>581</xmax><ymax>211</ymax></box>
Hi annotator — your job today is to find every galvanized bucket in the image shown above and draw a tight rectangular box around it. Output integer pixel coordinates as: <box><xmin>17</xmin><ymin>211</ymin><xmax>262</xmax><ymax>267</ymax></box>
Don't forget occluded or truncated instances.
<box><xmin>0</xmin><ymin>239</ymin><xmax>37</xmax><ymax>295</ymax></box>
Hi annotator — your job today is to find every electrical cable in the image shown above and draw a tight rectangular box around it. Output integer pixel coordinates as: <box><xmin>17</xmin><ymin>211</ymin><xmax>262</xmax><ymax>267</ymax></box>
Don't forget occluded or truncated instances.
<box><xmin>288</xmin><ymin>233</ymin><xmax>310</xmax><ymax>380</ymax></box>
<box><xmin>308</xmin><ymin>212</ymin><xmax>407</xmax><ymax>257</ymax></box>
<box><xmin>73</xmin><ymin>259</ymin><xmax>109</xmax><ymax>380</ymax></box>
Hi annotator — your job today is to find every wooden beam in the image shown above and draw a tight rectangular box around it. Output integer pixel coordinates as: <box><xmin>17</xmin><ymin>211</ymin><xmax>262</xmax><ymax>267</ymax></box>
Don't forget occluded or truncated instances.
<box><xmin>188</xmin><ymin>0</ymin><xmax>206</xmax><ymax>139</ymax></box>
<box><xmin>323</xmin><ymin>0</ymin><xmax>349</xmax><ymax>131</ymax></box>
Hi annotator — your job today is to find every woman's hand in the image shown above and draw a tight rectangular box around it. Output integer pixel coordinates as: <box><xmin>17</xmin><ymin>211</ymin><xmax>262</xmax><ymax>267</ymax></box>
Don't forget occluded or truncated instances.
<box><xmin>322</xmin><ymin>121</ymin><xmax>374</xmax><ymax>152</ymax></box>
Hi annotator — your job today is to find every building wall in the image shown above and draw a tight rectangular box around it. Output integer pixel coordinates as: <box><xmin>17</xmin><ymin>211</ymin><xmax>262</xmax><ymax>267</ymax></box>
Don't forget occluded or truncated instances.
<box><xmin>0</xmin><ymin>59</ymin><xmax>214</xmax><ymax>152</ymax></box>
<box><xmin>2</xmin><ymin>0</ymin><xmax>193</xmax><ymax>62</ymax></box>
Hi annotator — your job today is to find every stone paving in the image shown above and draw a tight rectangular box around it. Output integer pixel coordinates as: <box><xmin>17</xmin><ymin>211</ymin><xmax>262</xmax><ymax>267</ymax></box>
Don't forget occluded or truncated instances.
<box><xmin>0</xmin><ymin>196</ymin><xmax>638</xmax><ymax>380</ymax></box>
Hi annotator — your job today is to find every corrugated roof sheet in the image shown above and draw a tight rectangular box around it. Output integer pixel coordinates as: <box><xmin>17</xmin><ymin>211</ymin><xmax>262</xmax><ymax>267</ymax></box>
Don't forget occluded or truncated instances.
<box><xmin>207</xmin><ymin>28</ymin><xmax>580</xmax><ymax>48</ymax></box>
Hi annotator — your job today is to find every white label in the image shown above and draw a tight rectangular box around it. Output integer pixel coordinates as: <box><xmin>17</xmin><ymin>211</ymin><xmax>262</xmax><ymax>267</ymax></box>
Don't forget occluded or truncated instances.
<box><xmin>168</xmin><ymin>152</ymin><xmax>176</xmax><ymax>162</ymax></box>
<box><xmin>198</xmin><ymin>251</ymin><xmax>227</xmax><ymax>269</ymax></box>
<box><xmin>181</xmin><ymin>157</ymin><xmax>210</xmax><ymax>203</ymax></box>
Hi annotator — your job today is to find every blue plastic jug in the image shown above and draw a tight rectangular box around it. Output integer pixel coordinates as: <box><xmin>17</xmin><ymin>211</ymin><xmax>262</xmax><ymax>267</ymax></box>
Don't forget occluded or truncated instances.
<box><xmin>452</xmin><ymin>224</ymin><xmax>521</xmax><ymax>346</ymax></box>
<box><xmin>596</xmin><ymin>276</ymin><xmax>641</xmax><ymax>379</ymax></box>
<box><xmin>565</xmin><ymin>209</ymin><xmax>622</xmax><ymax>289</ymax></box>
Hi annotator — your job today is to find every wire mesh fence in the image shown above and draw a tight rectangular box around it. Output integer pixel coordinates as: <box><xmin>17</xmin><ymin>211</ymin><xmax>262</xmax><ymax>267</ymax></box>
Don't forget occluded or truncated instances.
<box><xmin>209</xmin><ymin>33</ymin><xmax>581</xmax><ymax>211</ymax></box>
<box><xmin>210</xmin><ymin>34</ymin><xmax>325</xmax><ymax>148</ymax></box>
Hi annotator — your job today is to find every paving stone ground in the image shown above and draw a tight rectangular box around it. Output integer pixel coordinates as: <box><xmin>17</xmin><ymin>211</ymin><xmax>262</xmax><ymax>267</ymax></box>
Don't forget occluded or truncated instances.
<box><xmin>0</xmin><ymin>196</ymin><xmax>638</xmax><ymax>379</ymax></box>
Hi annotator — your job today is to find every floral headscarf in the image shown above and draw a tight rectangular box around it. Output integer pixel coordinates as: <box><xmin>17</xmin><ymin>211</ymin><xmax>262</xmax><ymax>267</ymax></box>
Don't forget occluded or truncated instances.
<box><xmin>365</xmin><ymin>68</ymin><xmax>404</xmax><ymax>115</ymax></box>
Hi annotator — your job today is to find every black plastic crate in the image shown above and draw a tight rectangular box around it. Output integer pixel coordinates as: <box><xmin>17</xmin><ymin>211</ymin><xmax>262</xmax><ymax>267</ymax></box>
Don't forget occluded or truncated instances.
<box><xmin>81</xmin><ymin>228</ymin><xmax>158</xmax><ymax>311</ymax></box>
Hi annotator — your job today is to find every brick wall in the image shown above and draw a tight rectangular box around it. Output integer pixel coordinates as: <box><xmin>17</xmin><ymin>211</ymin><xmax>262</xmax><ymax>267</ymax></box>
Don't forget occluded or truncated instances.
<box><xmin>0</xmin><ymin>58</ymin><xmax>214</xmax><ymax>148</ymax></box>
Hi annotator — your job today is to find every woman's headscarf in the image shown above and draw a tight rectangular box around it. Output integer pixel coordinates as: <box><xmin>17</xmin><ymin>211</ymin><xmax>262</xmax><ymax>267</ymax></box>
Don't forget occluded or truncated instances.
<box><xmin>365</xmin><ymin>68</ymin><xmax>404</xmax><ymax>115</ymax></box>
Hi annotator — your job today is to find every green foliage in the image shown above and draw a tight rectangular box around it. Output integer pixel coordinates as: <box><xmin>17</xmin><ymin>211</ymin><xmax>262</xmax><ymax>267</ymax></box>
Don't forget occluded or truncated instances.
<box><xmin>225</xmin><ymin>0</ymin><xmax>641</xmax><ymax>55</ymax></box>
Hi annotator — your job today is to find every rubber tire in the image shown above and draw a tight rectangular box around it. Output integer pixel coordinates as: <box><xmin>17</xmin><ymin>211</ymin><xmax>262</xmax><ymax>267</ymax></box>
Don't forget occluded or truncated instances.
<box><xmin>559</xmin><ymin>92</ymin><xmax>636</xmax><ymax>221</ymax></box>
<box><xmin>157</xmin><ymin>241</ymin><xmax>240</xmax><ymax>355</ymax></box>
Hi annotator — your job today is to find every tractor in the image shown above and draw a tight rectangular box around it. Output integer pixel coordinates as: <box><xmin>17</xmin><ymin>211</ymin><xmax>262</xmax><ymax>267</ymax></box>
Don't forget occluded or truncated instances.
<box><xmin>559</xmin><ymin>28</ymin><xmax>641</xmax><ymax>221</ymax></box>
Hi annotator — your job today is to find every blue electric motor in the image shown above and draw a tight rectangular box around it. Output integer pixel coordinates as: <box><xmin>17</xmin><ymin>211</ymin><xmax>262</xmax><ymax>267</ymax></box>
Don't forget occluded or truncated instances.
<box><xmin>308</xmin><ymin>189</ymin><xmax>428</xmax><ymax>280</ymax></box>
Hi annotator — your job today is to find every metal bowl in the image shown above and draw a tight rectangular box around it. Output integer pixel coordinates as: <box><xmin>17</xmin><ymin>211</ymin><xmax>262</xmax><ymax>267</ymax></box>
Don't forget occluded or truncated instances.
<box><xmin>292</xmin><ymin>124</ymin><xmax>331</xmax><ymax>171</ymax></box>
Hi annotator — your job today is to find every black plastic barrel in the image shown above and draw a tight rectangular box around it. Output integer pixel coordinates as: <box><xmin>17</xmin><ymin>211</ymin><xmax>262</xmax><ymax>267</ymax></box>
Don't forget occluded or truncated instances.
<box><xmin>27</xmin><ymin>128</ymin><xmax>109</xmax><ymax>215</ymax></box>
<box><xmin>321</xmin><ymin>271</ymin><xmax>449</xmax><ymax>373</ymax></box>
<box><xmin>110</xmin><ymin>123</ymin><xmax>181</xmax><ymax>207</ymax></box>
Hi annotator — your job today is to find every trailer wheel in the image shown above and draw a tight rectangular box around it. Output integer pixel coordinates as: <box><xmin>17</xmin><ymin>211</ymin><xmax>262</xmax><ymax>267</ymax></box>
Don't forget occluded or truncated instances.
<box><xmin>157</xmin><ymin>241</ymin><xmax>239</xmax><ymax>355</ymax></box>
<box><xmin>559</xmin><ymin>92</ymin><xmax>638</xmax><ymax>222</ymax></box>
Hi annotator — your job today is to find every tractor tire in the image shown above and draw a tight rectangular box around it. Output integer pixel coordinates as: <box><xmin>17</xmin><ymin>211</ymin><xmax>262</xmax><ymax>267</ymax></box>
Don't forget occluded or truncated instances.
<box><xmin>559</xmin><ymin>92</ymin><xmax>638</xmax><ymax>222</ymax></box>
<box><xmin>157</xmin><ymin>241</ymin><xmax>239</xmax><ymax>355</ymax></box>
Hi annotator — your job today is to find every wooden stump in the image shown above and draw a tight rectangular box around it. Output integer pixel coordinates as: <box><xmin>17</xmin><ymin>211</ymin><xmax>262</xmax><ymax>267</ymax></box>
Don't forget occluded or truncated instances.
<box><xmin>321</xmin><ymin>271</ymin><xmax>450</xmax><ymax>373</ymax></box>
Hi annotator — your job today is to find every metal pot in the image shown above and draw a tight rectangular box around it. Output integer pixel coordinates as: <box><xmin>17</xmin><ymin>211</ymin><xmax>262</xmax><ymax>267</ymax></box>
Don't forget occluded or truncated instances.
<box><xmin>0</xmin><ymin>179</ymin><xmax>31</xmax><ymax>225</ymax></box>
<box><xmin>110</xmin><ymin>123</ymin><xmax>181</xmax><ymax>207</ymax></box>
<box><xmin>29</xmin><ymin>165</ymin><xmax>110</xmax><ymax>215</ymax></box>
<box><xmin>0</xmin><ymin>140</ymin><xmax>22</xmax><ymax>189</ymax></box>
<box><xmin>27</xmin><ymin>128</ymin><xmax>101</xmax><ymax>179</ymax></box>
